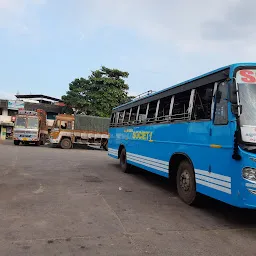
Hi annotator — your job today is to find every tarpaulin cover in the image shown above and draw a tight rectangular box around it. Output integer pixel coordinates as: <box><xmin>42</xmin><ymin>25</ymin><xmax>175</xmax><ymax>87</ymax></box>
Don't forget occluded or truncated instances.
<box><xmin>74</xmin><ymin>115</ymin><xmax>110</xmax><ymax>133</ymax></box>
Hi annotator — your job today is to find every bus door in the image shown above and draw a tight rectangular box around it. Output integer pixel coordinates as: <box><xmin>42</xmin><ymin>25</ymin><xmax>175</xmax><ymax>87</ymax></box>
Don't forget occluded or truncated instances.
<box><xmin>208</xmin><ymin>81</ymin><xmax>233</xmax><ymax>194</ymax></box>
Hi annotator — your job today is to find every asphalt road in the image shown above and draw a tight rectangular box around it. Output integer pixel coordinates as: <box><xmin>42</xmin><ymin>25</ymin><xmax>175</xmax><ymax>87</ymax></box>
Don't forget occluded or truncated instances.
<box><xmin>0</xmin><ymin>140</ymin><xmax>256</xmax><ymax>256</ymax></box>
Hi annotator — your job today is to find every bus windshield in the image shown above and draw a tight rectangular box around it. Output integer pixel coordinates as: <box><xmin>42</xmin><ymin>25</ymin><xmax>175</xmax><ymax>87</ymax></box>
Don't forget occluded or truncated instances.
<box><xmin>236</xmin><ymin>69</ymin><xmax>256</xmax><ymax>143</ymax></box>
<box><xmin>236</xmin><ymin>69</ymin><xmax>256</xmax><ymax>126</ymax></box>
<box><xmin>15</xmin><ymin>117</ymin><xmax>26</xmax><ymax>128</ymax></box>
<box><xmin>239</xmin><ymin>83</ymin><xmax>256</xmax><ymax>126</ymax></box>
<box><xmin>27</xmin><ymin>117</ymin><xmax>39</xmax><ymax>129</ymax></box>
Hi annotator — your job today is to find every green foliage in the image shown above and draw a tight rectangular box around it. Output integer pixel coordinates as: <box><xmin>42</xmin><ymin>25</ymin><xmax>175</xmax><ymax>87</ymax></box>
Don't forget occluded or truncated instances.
<box><xmin>61</xmin><ymin>105</ymin><xmax>74</xmax><ymax>115</ymax></box>
<box><xmin>62</xmin><ymin>66</ymin><xmax>133</xmax><ymax>117</ymax></box>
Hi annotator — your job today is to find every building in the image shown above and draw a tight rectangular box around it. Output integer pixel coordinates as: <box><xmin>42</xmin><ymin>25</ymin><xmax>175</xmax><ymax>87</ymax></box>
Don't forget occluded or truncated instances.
<box><xmin>15</xmin><ymin>94</ymin><xmax>66</xmax><ymax>128</ymax></box>
<box><xmin>0</xmin><ymin>99</ymin><xmax>17</xmax><ymax>139</ymax></box>
<box><xmin>0</xmin><ymin>94</ymin><xmax>67</xmax><ymax>140</ymax></box>
<box><xmin>16</xmin><ymin>94</ymin><xmax>65</xmax><ymax>105</ymax></box>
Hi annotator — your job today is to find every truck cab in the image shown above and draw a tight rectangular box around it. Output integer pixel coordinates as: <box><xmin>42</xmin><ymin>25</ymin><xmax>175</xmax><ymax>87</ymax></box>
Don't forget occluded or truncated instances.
<box><xmin>13</xmin><ymin>109</ymin><xmax>48</xmax><ymax>146</ymax></box>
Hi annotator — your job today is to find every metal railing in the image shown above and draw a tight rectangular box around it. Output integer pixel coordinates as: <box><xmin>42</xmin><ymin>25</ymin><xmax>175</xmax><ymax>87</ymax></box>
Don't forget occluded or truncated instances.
<box><xmin>132</xmin><ymin>90</ymin><xmax>155</xmax><ymax>101</ymax></box>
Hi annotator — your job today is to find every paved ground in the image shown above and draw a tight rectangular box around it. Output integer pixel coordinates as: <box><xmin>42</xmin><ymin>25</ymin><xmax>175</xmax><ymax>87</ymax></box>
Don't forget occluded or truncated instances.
<box><xmin>0</xmin><ymin>140</ymin><xmax>256</xmax><ymax>256</ymax></box>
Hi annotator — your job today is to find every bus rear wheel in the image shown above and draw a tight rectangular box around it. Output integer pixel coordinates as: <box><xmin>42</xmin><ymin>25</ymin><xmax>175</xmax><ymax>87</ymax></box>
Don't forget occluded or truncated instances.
<box><xmin>176</xmin><ymin>160</ymin><xmax>197</xmax><ymax>205</ymax></box>
<box><xmin>120</xmin><ymin>148</ymin><xmax>131</xmax><ymax>173</ymax></box>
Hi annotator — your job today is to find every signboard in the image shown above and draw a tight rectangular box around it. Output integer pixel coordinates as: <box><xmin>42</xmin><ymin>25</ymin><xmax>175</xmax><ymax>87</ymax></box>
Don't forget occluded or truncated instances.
<box><xmin>236</xmin><ymin>69</ymin><xmax>256</xmax><ymax>84</ymax></box>
<box><xmin>8</xmin><ymin>100</ymin><xmax>24</xmax><ymax>110</ymax></box>
<box><xmin>18</xmin><ymin>109</ymin><xmax>37</xmax><ymax>115</ymax></box>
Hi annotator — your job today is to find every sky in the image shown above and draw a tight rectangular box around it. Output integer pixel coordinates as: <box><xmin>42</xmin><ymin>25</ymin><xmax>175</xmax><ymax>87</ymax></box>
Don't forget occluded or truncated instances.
<box><xmin>0</xmin><ymin>0</ymin><xmax>256</xmax><ymax>100</ymax></box>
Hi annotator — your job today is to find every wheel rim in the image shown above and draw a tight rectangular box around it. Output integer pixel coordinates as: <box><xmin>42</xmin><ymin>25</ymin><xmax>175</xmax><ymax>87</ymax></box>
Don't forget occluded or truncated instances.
<box><xmin>180</xmin><ymin>169</ymin><xmax>190</xmax><ymax>192</ymax></box>
<box><xmin>63</xmin><ymin>140</ymin><xmax>70</xmax><ymax>148</ymax></box>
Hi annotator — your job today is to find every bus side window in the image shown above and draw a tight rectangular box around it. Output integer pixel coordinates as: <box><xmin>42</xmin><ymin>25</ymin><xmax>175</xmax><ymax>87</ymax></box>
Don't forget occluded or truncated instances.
<box><xmin>123</xmin><ymin>109</ymin><xmax>130</xmax><ymax>125</ymax></box>
<box><xmin>192</xmin><ymin>84</ymin><xmax>214</xmax><ymax>121</ymax></box>
<box><xmin>157</xmin><ymin>96</ymin><xmax>172</xmax><ymax>122</ymax></box>
<box><xmin>147</xmin><ymin>100</ymin><xmax>158</xmax><ymax>123</ymax></box>
<box><xmin>129</xmin><ymin>107</ymin><xmax>138</xmax><ymax>124</ymax></box>
<box><xmin>172</xmin><ymin>90</ymin><xmax>191</xmax><ymax>121</ymax></box>
<box><xmin>214</xmin><ymin>82</ymin><xmax>228</xmax><ymax>125</ymax></box>
<box><xmin>118</xmin><ymin>111</ymin><xmax>124</xmax><ymax>125</ymax></box>
<box><xmin>138</xmin><ymin>103</ymin><xmax>148</xmax><ymax>123</ymax></box>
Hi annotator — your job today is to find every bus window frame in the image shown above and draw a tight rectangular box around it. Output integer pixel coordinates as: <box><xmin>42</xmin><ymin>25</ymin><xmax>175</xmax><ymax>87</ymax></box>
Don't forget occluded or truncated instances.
<box><xmin>109</xmin><ymin>80</ymin><xmax>228</xmax><ymax>128</ymax></box>
<box><xmin>171</xmin><ymin>89</ymin><xmax>192</xmax><ymax>122</ymax></box>
<box><xmin>135</xmin><ymin>105</ymin><xmax>140</xmax><ymax>124</ymax></box>
<box><xmin>169</xmin><ymin>96</ymin><xmax>175</xmax><ymax>121</ymax></box>
<box><xmin>138</xmin><ymin>103</ymin><xmax>148</xmax><ymax>123</ymax></box>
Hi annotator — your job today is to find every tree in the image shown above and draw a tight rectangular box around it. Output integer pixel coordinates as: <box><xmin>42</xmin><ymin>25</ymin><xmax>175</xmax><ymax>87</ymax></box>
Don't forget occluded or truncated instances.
<box><xmin>62</xmin><ymin>66</ymin><xmax>133</xmax><ymax>117</ymax></box>
<box><xmin>61</xmin><ymin>105</ymin><xmax>74</xmax><ymax>115</ymax></box>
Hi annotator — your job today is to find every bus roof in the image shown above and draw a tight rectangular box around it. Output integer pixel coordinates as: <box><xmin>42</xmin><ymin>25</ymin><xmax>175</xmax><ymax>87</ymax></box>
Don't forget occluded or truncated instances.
<box><xmin>113</xmin><ymin>62</ymin><xmax>256</xmax><ymax>112</ymax></box>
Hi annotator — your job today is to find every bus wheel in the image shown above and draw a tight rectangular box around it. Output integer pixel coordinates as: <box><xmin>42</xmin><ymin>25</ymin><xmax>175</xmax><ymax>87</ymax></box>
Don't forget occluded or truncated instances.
<box><xmin>61</xmin><ymin>138</ymin><xmax>72</xmax><ymax>149</ymax></box>
<box><xmin>120</xmin><ymin>148</ymin><xmax>131</xmax><ymax>173</ymax></box>
<box><xmin>176</xmin><ymin>160</ymin><xmax>197</xmax><ymax>205</ymax></box>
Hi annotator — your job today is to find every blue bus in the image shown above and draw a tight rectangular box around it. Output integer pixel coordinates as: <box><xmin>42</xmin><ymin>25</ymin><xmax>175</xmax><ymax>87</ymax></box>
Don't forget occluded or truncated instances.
<box><xmin>108</xmin><ymin>63</ymin><xmax>256</xmax><ymax>209</ymax></box>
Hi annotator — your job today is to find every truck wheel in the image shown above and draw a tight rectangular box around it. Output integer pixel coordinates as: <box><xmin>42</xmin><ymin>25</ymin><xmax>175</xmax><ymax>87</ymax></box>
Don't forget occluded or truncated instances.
<box><xmin>14</xmin><ymin>140</ymin><xmax>20</xmax><ymax>146</ymax></box>
<box><xmin>120</xmin><ymin>148</ymin><xmax>131</xmax><ymax>173</ymax></box>
<box><xmin>176</xmin><ymin>160</ymin><xmax>198</xmax><ymax>205</ymax></box>
<box><xmin>40</xmin><ymin>135</ymin><xmax>46</xmax><ymax>145</ymax></box>
<box><xmin>103</xmin><ymin>140</ymin><xmax>108</xmax><ymax>151</ymax></box>
<box><xmin>61</xmin><ymin>138</ymin><xmax>72</xmax><ymax>149</ymax></box>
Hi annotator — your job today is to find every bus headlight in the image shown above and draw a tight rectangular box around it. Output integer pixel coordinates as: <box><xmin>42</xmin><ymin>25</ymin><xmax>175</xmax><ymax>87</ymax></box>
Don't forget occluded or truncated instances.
<box><xmin>243</xmin><ymin>167</ymin><xmax>256</xmax><ymax>181</ymax></box>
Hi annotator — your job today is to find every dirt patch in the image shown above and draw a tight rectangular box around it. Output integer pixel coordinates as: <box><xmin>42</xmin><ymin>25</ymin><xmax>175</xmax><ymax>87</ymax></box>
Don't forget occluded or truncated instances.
<box><xmin>83</xmin><ymin>175</ymin><xmax>102</xmax><ymax>183</ymax></box>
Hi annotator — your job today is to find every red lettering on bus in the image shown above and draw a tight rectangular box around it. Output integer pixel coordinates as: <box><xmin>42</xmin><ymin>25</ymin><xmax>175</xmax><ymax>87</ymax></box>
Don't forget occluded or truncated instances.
<box><xmin>239</xmin><ymin>70</ymin><xmax>256</xmax><ymax>83</ymax></box>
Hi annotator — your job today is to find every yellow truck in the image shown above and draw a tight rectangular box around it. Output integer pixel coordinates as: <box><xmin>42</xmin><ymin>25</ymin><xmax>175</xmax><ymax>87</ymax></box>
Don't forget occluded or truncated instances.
<box><xmin>49</xmin><ymin>114</ymin><xmax>109</xmax><ymax>150</ymax></box>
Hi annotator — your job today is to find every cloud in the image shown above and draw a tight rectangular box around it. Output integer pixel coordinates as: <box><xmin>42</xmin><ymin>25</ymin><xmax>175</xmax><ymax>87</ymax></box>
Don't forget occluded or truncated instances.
<box><xmin>74</xmin><ymin>0</ymin><xmax>256</xmax><ymax>58</ymax></box>
<box><xmin>202</xmin><ymin>0</ymin><xmax>256</xmax><ymax>42</ymax></box>
<box><xmin>0</xmin><ymin>0</ymin><xmax>46</xmax><ymax>36</ymax></box>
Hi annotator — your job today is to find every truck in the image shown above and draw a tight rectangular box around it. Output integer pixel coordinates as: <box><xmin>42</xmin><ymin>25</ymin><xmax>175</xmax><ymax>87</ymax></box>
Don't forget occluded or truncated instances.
<box><xmin>49</xmin><ymin>114</ymin><xmax>110</xmax><ymax>150</ymax></box>
<box><xmin>13</xmin><ymin>109</ymin><xmax>48</xmax><ymax>146</ymax></box>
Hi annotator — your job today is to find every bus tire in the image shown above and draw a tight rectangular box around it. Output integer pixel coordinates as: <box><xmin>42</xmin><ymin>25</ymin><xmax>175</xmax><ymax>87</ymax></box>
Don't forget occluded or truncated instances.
<box><xmin>120</xmin><ymin>148</ymin><xmax>131</xmax><ymax>173</ymax></box>
<box><xmin>14</xmin><ymin>140</ymin><xmax>20</xmax><ymax>146</ymax></box>
<box><xmin>61</xmin><ymin>138</ymin><xmax>72</xmax><ymax>149</ymax></box>
<box><xmin>176</xmin><ymin>160</ymin><xmax>197</xmax><ymax>205</ymax></box>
